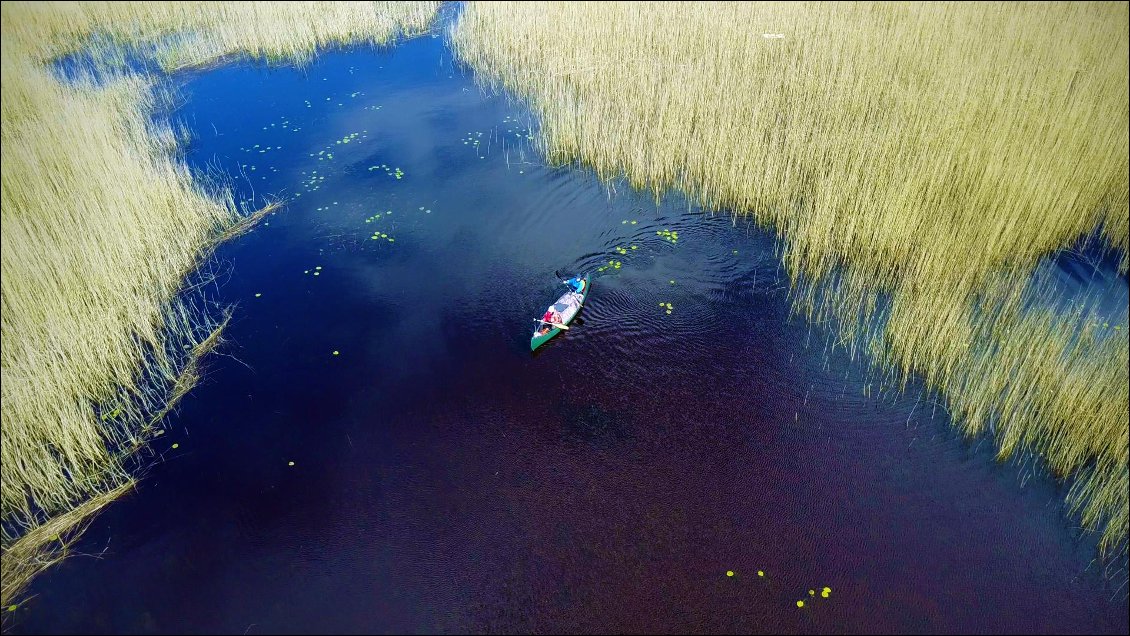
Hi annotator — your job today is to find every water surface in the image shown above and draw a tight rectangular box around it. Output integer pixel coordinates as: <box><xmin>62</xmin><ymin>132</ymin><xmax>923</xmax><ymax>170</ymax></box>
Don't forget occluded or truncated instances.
<box><xmin>13</xmin><ymin>33</ymin><xmax>1129</xmax><ymax>635</ymax></box>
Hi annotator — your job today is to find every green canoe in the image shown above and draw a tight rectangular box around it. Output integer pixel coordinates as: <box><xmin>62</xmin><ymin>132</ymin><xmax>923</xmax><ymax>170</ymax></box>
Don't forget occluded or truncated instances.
<box><xmin>531</xmin><ymin>276</ymin><xmax>590</xmax><ymax>351</ymax></box>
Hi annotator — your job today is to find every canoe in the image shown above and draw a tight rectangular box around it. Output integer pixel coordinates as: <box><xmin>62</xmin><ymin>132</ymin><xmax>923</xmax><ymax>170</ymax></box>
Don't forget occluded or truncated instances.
<box><xmin>531</xmin><ymin>276</ymin><xmax>589</xmax><ymax>351</ymax></box>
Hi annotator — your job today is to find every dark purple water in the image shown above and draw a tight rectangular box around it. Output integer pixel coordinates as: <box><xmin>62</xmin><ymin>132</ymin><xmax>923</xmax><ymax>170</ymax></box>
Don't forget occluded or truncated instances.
<box><xmin>12</xmin><ymin>33</ymin><xmax>1128</xmax><ymax>635</ymax></box>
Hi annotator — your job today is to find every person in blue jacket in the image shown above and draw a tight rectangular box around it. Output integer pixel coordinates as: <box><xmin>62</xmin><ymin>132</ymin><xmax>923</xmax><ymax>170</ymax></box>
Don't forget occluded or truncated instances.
<box><xmin>563</xmin><ymin>276</ymin><xmax>584</xmax><ymax>294</ymax></box>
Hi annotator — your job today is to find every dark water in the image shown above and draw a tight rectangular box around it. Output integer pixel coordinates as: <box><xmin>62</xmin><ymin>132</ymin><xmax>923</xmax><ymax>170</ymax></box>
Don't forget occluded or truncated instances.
<box><xmin>14</xmin><ymin>33</ymin><xmax>1129</xmax><ymax>635</ymax></box>
<box><xmin>1030</xmin><ymin>239</ymin><xmax>1129</xmax><ymax>334</ymax></box>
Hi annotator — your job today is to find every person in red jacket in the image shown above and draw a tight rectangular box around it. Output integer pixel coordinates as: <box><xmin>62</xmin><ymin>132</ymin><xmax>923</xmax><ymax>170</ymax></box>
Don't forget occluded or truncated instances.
<box><xmin>538</xmin><ymin>308</ymin><xmax>562</xmax><ymax>335</ymax></box>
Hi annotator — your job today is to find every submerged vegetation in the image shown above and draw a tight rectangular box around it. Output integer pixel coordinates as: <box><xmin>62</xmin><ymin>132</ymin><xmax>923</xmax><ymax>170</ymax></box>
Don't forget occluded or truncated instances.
<box><xmin>452</xmin><ymin>2</ymin><xmax>1130</xmax><ymax>551</ymax></box>
<box><xmin>1</xmin><ymin>0</ymin><xmax>437</xmax><ymax>607</ymax></box>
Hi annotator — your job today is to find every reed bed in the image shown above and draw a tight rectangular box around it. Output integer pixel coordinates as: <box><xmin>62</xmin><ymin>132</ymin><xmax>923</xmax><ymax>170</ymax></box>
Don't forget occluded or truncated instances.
<box><xmin>1</xmin><ymin>0</ymin><xmax>438</xmax><ymax>608</ymax></box>
<box><xmin>2</xmin><ymin>1</ymin><xmax>439</xmax><ymax>69</ymax></box>
<box><xmin>451</xmin><ymin>2</ymin><xmax>1129</xmax><ymax>551</ymax></box>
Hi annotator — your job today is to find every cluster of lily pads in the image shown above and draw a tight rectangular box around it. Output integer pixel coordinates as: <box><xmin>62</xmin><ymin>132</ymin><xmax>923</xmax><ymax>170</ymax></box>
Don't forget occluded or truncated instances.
<box><xmin>363</xmin><ymin>208</ymin><xmax>405</xmax><ymax>244</ymax></box>
<box><xmin>368</xmin><ymin>163</ymin><xmax>404</xmax><ymax>179</ymax></box>
<box><xmin>597</xmin><ymin>259</ymin><xmax>623</xmax><ymax>272</ymax></box>
<box><xmin>657</xmin><ymin>228</ymin><xmax>679</xmax><ymax>244</ymax></box>
<box><xmin>334</xmin><ymin>131</ymin><xmax>367</xmax><ymax>146</ymax></box>
<box><xmin>270</xmin><ymin>115</ymin><xmax>302</xmax><ymax>132</ymax></box>
<box><xmin>226</xmin><ymin>87</ymin><xmax>428</xmax><ymax>311</ymax></box>
<box><xmin>240</xmin><ymin>142</ymin><xmax>284</xmax><ymax>155</ymax></box>
<box><xmin>365</xmin><ymin>210</ymin><xmax>394</xmax><ymax>243</ymax></box>
<box><xmin>233</xmin><ymin>90</ymin><xmax>391</xmax><ymax>203</ymax></box>
<box><xmin>319</xmin><ymin>89</ymin><xmax>365</xmax><ymax>102</ymax></box>
<box><xmin>621</xmin><ymin>219</ymin><xmax>639</xmax><ymax>225</ymax></box>
<box><xmin>299</xmin><ymin>170</ymin><xmax>326</xmax><ymax>193</ymax></box>
<box><xmin>501</xmin><ymin>116</ymin><xmax>534</xmax><ymax>140</ymax></box>
<box><xmin>462</xmin><ymin>131</ymin><xmax>484</xmax><ymax>150</ymax></box>
<box><xmin>659</xmin><ymin>301</ymin><xmax>673</xmax><ymax>315</ymax></box>
<box><xmin>725</xmin><ymin>570</ymin><xmax>833</xmax><ymax>609</ymax></box>
<box><xmin>614</xmin><ymin>245</ymin><xmax>637</xmax><ymax>255</ymax></box>
<box><xmin>308</xmin><ymin>130</ymin><xmax>371</xmax><ymax>163</ymax></box>
<box><xmin>797</xmin><ymin>586</ymin><xmax>834</xmax><ymax>608</ymax></box>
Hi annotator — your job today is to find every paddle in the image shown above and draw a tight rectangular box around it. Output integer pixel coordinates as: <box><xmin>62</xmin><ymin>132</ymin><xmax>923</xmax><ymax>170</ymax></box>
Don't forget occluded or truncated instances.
<box><xmin>533</xmin><ymin>319</ymin><xmax>570</xmax><ymax>330</ymax></box>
